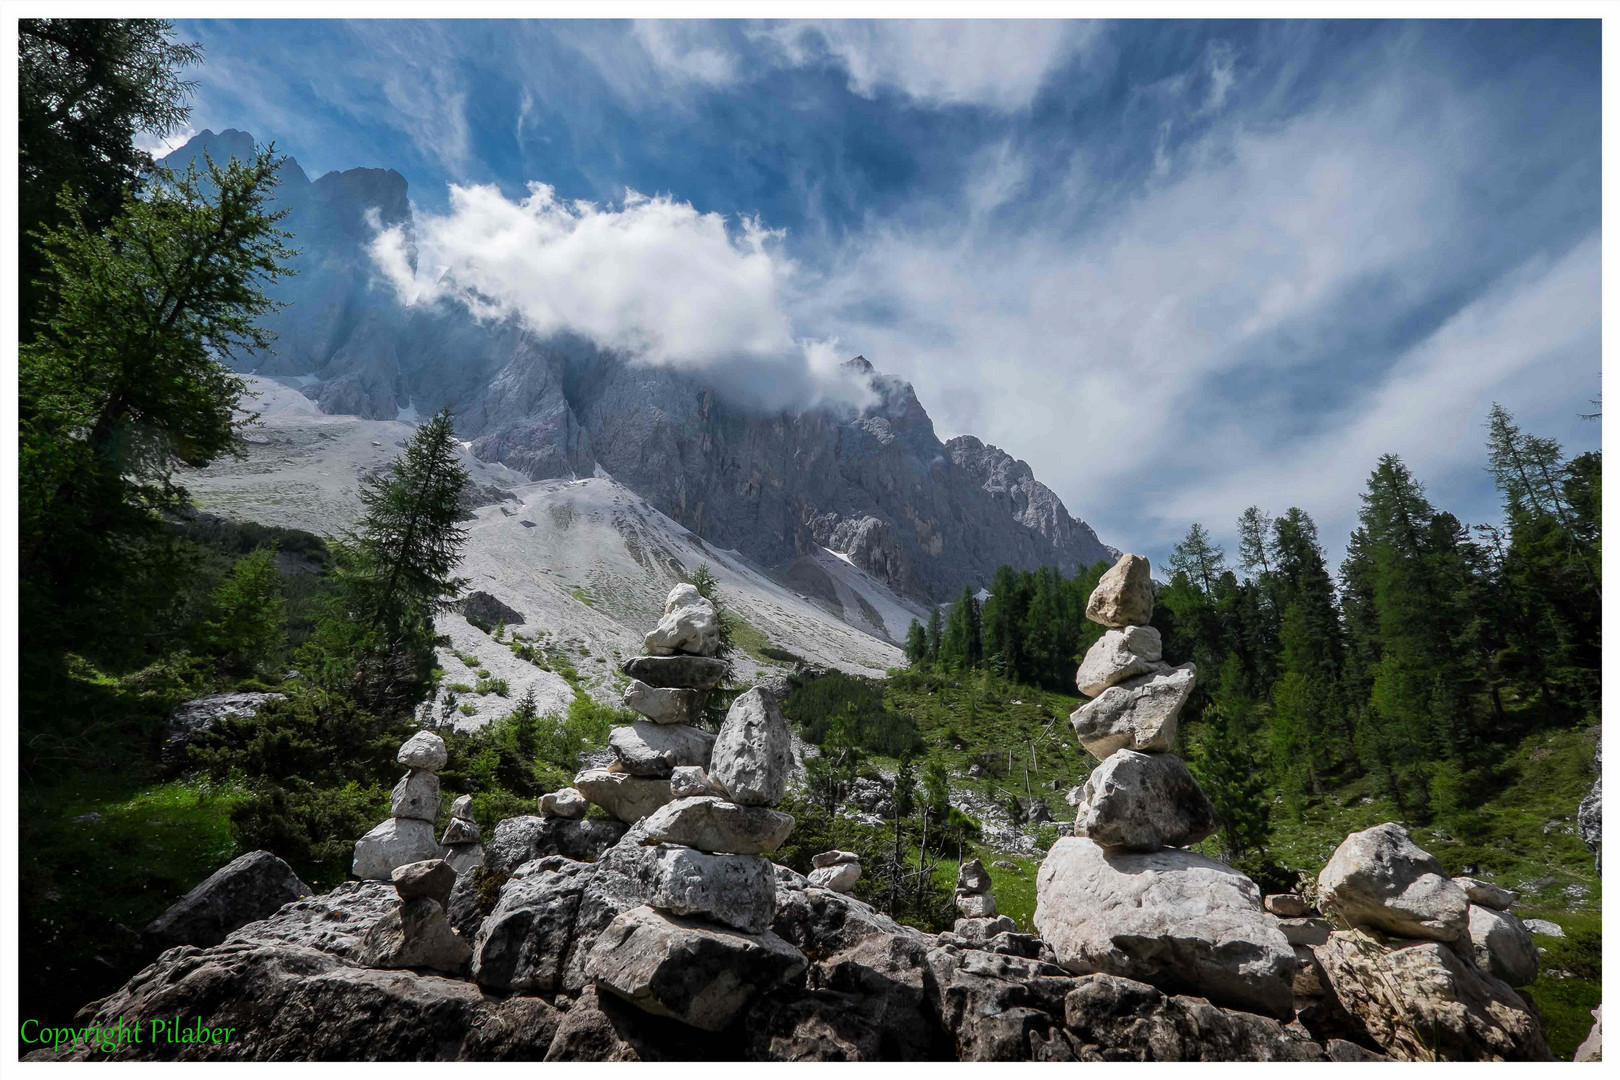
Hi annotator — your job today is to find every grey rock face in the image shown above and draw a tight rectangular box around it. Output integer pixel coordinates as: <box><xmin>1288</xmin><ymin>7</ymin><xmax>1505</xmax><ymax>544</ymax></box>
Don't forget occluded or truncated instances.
<box><xmin>574</xmin><ymin>768</ymin><xmax>676</xmax><ymax>823</ymax></box>
<box><xmin>1317</xmin><ymin>823</ymin><xmax>1469</xmax><ymax>943</ymax></box>
<box><xmin>711</xmin><ymin>688</ymin><xmax>793</xmax><ymax>806</ymax></box>
<box><xmin>163</xmin><ymin>692</ymin><xmax>285</xmax><ymax>758</ymax></box>
<box><xmin>1063</xmin><ymin>974</ymin><xmax>1327</xmax><ymax>1061</ymax></box>
<box><xmin>1467</xmin><ymin>905</ymin><xmax>1538</xmax><ymax>986</ymax></box>
<box><xmin>1069</xmin><ymin>664</ymin><xmax>1195</xmax><ymax>760</ymax></box>
<box><xmin>392</xmin><ymin>859</ymin><xmax>457</xmax><ymax>909</ymax></box>
<box><xmin>1073</xmin><ymin>750</ymin><xmax>1217</xmax><ymax>851</ymax></box>
<box><xmin>772</xmin><ymin>870</ymin><xmax>918</xmax><ymax>956</ymax></box>
<box><xmin>1085</xmin><ymin>554</ymin><xmax>1155</xmax><ymax>628</ymax></box>
<box><xmin>957</xmin><ymin>858</ymin><xmax>992</xmax><ymax>892</ymax></box>
<box><xmin>1033</xmin><ymin>837</ymin><xmax>1297</xmax><ymax>1020</ymax></box>
<box><xmin>1074</xmin><ymin>626</ymin><xmax>1167</xmax><ymax>697</ymax></box>
<box><xmin>397</xmin><ymin>731</ymin><xmax>448</xmax><ymax>771</ymax></box>
<box><xmin>485</xmin><ymin>814</ymin><xmax>628</xmax><ymax>873</ymax></box>
<box><xmin>353</xmin><ymin>817</ymin><xmax>443</xmax><ymax>881</ymax></box>
<box><xmin>1276</xmin><ymin>917</ymin><xmax>1333</xmax><ymax>946</ymax></box>
<box><xmin>142</xmin><ymin>850</ymin><xmax>311</xmax><ymax>952</ymax></box>
<box><xmin>390</xmin><ymin>769</ymin><xmax>441</xmax><ymax>821</ymax></box>
<box><xmin>669</xmin><ymin>765</ymin><xmax>720</xmax><ymax>798</ymax></box>
<box><xmin>623</xmin><ymin>680</ymin><xmax>704</xmax><ymax>725</ymax></box>
<box><xmin>224</xmin><ymin>879</ymin><xmax>398</xmax><ymax>959</ymax></box>
<box><xmin>471</xmin><ymin>856</ymin><xmax>595</xmax><ymax>993</ymax></box>
<box><xmin>1264</xmin><ymin>893</ymin><xmax>1308</xmax><ymax>917</ymax></box>
<box><xmin>461</xmin><ymin>590</ymin><xmax>524</xmax><ymax>626</ymax></box>
<box><xmin>614</xmin><ymin>844</ymin><xmax>777</xmax><ymax>933</ymax></box>
<box><xmin>621</xmin><ymin>655</ymin><xmax>728</xmax><ymax>690</ymax></box>
<box><xmin>442</xmin><ymin>842</ymin><xmax>484</xmax><ymax>876</ymax></box>
<box><xmin>1578</xmin><ymin>731</ymin><xmax>1601</xmax><ymax>871</ymax></box>
<box><xmin>643</xmin><ymin>582</ymin><xmax>720</xmax><ymax>657</ymax></box>
<box><xmin>355</xmin><ymin>896</ymin><xmax>472</xmax><ymax>973</ymax></box>
<box><xmin>923</xmin><ymin>946</ymin><xmax>1075</xmax><ymax>1060</ymax></box>
<box><xmin>441</xmin><ymin>817</ymin><xmax>480</xmax><ymax>845</ymax></box>
<box><xmin>956</xmin><ymin>891</ymin><xmax>998</xmax><ymax>918</ymax></box>
<box><xmin>588</xmin><ymin>905</ymin><xmax>808</xmax><ymax>1032</ymax></box>
<box><xmin>1453</xmin><ymin>876</ymin><xmax>1516</xmax><ymax>910</ymax></box>
<box><xmin>808</xmin><ymin>862</ymin><xmax>861</xmax><ymax>893</ymax></box>
<box><xmin>450</xmin><ymin>794</ymin><xmax>475</xmax><ymax>820</ymax></box>
<box><xmin>637</xmin><ymin>796</ymin><xmax>796</xmax><ymax>855</ymax></box>
<box><xmin>609</xmin><ymin>720</ymin><xmax>716</xmax><ymax>778</ymax></box>
<box><xmin>1523</xmin><ymin>918</ymin><xmax>1565</xmax><ymax>938</ymax></box>
<box><xmin>540</xmin><ymin>787</ymin><xmax>588</xmax><ymax>819</ymax></box>
<box><xmin>813</xmin><ymin>849</ymin><xmax>861</xmax><ymax>869</ymax></box>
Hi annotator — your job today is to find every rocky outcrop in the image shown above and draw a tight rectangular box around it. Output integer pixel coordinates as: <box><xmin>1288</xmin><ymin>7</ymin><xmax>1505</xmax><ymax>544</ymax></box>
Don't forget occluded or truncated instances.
<box><xmin>1062</xmin><ymin>973</ymin><xmax>1329</xmax><ymax>1061</ymax></box>
<box><xmin>486</xmin><ymin>813</ymin><xmax>626</xmax><ymax>871</ymax></box>
<box><xmin>142</xmin><ymin>850</ymin><xmax>311</xmax><ymax>952</ymax></box>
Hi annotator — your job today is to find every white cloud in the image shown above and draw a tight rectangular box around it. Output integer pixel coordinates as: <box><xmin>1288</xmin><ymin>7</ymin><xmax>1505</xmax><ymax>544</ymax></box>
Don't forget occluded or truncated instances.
<box><xmin>134</xmin><ymin>123</ymin><xmax>197</xmax><ymax>158</ymax></box>
<box><xmin>632</xmin><ymin>21</ymin><xmax>743</xmax><ymax>87</ymax></box>
<box><xmin>369</xmin><ymin>183</ymin><xmax>873</xmax><ymax>412</ymax></box>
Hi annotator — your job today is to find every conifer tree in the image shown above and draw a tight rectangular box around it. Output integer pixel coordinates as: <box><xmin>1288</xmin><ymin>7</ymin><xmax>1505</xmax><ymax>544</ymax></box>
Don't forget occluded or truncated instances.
<box><xmin>903</xmin><ymin>619</ymin><xmax>928</xmax><ymax>665</ymax></box>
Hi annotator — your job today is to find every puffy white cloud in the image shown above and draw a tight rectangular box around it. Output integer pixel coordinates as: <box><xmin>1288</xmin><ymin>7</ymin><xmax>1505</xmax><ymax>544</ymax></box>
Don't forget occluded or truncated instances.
<box><xmin>369</xmin><ymin>182</ymin><xmax>873</xmax><ymax>412</ymax></box>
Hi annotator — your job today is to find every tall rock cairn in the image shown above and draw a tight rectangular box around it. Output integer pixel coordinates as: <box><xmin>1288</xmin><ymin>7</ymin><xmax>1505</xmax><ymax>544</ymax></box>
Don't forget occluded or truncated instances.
<box><xmin>353</xmin><ymin>731</ymin><xmax>451</xmax><ymax>880</ymax></box>
<box><xmin>568</xmin><ymin>583</ymin><xmax>728</xmax><ymax>825</ymax></box>
<box><xmin>439</xmin><ymin>795</ymin><xmax>485</xmax><ymax>875</ymax></box>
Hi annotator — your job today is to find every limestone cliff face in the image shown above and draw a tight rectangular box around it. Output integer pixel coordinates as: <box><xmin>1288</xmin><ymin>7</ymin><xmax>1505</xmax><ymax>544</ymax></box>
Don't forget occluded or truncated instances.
<box><xmin>165</xmin><ymin>131</ymin><xmax>1114</xmax><ymax>604</ymax></box>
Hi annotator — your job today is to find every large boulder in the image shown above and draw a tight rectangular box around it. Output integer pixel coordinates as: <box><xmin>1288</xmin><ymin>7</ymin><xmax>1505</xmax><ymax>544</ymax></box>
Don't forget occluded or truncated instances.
<box><xmin>710</xmin><ymin>687</ymin><xmax>793</xmax><ymax>806</ymax></box>
<box><xmin>1085</xmin><ymin>553</ymin><xmax>1155</xmax><ymax>628</ymax></box>
<box><xmin>352</xmin><ymin>817</ymin><xmax>442</xmax><ymax>881</ymax></box>
<box><xmin>772</xmin><ymin>869</ymin><xmax>920</xmax><ymax>955</ymax></box>
<box><xmin>1312</xmin><ymin>930</ymin><xmax>1551</xmax><ymax>1061</ymax></box>
<box><xmin>224</xmin><ymin>879</ymin><xmax>398</xmax><ymax>959</ymax></box>
<box><xmin>1068</xmin><ymin>664</ymin><xmax>1195</xmax><ymax>760</ymax></box>
<box><xmin>1062</xmin><ymin>973</ymin><xmax>1327</xmax><ymax>1061</ymax></box>
<box><xmin>397</xmin><ymin>731</ymin><xmax>448</xmax><ymax>771</ymax></box>
<box><xmin>1074</xmin><ymin>626</ymin><xmax>1169</xmax><ymax>697</ymax></box>
<box><xmin>539</xmin><ymin>787</ymin><xmax>588</xmax><ymax>819</ymax></box>
<box><xmin>643</xmin><ymin>582</ymin><xmax>721</xmax><ymax>657</ymax></box>
<box><xmin>784</xmin><ymin>934</ymin><xmax>948</xmax><ymax>1060</ymax></box>
<box><xmin>142</xmin><ymin>850</ymin><xmax>311</xmax><ymax>953</ymax></box>
<box><xmin>614</xmin><ymin>844</ymin><xmax>777</xmax><ymax>933</ymax></box>
<box><xmin>924</xmin><ymin>945</ymin><xmax>1076</xmax><ymax>1060</ymax></box>
<box><xmin>638</xmin><ymin>796</ymin><xmax>796</xmax><ymax>855</ymax></box>
<box><xmin>608</xmin><ymin>720</ymin><xmax>716</xmax><ymax>778</ymax></box>
<box><xmin>589</xmin><ymin>905</ymin><xmax>808</xmax><ymax>1031</ymax></box>
<box><xmin>573</xmin><ymin>769</ymin><xmax>676</xmax><ymax>823</ymax></box>
<box><xmin>1467</xmin><ymin>905</ymin><xmax>1537</xmax><ymax>986</ymax></box>
<box><xmin>621</xmin><ymin>655</ymin><xmax>728</xmax><ymax>691</ymax></box>
<box><xmin>485</xmin><ymin>814</ymin><xmax>628</xmax><ymax>873</ymax></box>
<box><xmin>1072</xmin><ymin>749</ymin><xmax>1216</xmax><ymax>851</ymax></box>
<box><xmin>1317</xmin><ymin>823</ymin><xmax>1469</xmax><ymax>942</ymax></box>
<box><xmin>1033</xmin><ymin>837</ymin><xmax>1296</xmax><ymax>1019</ymax></box>
<box><xmin>471</xmin><ymin>856</ymin><xmax>595</xmax><ymax>993</ymax></box>
<box><xmin>808</xmin><ymin>862</ymin><xmax>861</xmax><ymax>893</ymax></box>
<box><xmin>354</xmin><ymin>896</ymin><xmax>472</xmax><ymax>973</ymax></box>
<box><xmin>390</xmin><ymin>769</ymin><xmax>441</xmax><ymax>821</ymax></box>
<box><xmin>623</xmin><ymin>680</ymin><xmax>704</xmax><ymax>725</ymax></box>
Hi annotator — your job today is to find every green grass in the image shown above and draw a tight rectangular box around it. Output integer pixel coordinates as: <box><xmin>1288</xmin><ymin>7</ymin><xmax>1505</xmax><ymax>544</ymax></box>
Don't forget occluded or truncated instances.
<box><xmin>570</xmin><ymin>586</ymin><xmax>596</xmax><ymax>607</ymax></box>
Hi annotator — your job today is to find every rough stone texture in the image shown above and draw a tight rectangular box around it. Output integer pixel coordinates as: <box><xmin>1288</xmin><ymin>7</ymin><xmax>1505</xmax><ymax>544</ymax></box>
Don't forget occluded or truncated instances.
<box><xmin>354</xmin><ymin>896</ymin><xmax>472</xmax><ymax>973</ymax></box>
<box><xmin>1276</xmin><ymin>917</ymin><xmax>1332</xmax><ymax>946</ymax></box>
<box><xmin>485</xmin><ymin>814</ymin><xmax>628</xmax><ymax>873</ymax></box>
<box><xmin>638</xmin><ymin>796</ymin><xmax>796</xmax><ymax>855</ymax></box>
<box><xmin>1085</xmin><ymin>553</ymin><xmax>1155</xmax><ymax>628</ymax></box>
<box><xmin>643</xmin><ymin>582</ymin><xmax>721</xmax><ymax>657</ymax></box>
<box><xmin>609</xmin><ymin>720</ymin><xmax>716</xmax><ymax>778</ymax></box>
<box><xmin>710</xmin><ymin>688</ymin><xmax>794</xmax><ymax>807</ymax></box>
<box><xmin>773</xmin><ymin>871</ymin><xmax>920</xmax><ymax>956</ymax></box>
<box><xmin>1574</xmin><ymin>1006</ymin><xmax>1601</xmax><ymax>1062</ymax></box>
<box><xmin>621</xmin><ymin>655</ymin><xmax>728</xmax><ymax>691</ymax></box>
<box><xmin>1312</xmin><ymin>930</ymin><xmax>1551</xmax><ymax>1061</ymax></box>
<box><xmin>1073</xmin><ymin>749</ymin><xmax>1217</xmax><ymax>851</ymax></box>
<box><xmin>440</xmin><ymin>817</ymin><xmax>479</xmax><ymax>845</ymax></box>
<box><xmin>471</xmin><ymin>856</ymin><xmax>594</xmax><ymax>993</ymax></box>
<box><xmin>397</xmin><ymin>730</ymin><xmax>448</xmax><ymax>771</ymax></box>
<box><xmin>163</xmin><ymin>692</ymin><xmax>285</xmax><ymax>759</ymax></box>
<box><xmin>589</xmin><ymin>905</ymin><xmax>808</xmax><ymax>1032</ymax></box>
<box><xmin>814</xmin><ymin>849</ymin><xmax>862</xmax><ymax>869</ymax></box>
<box><xmin>142</xmin><ymin>850</ymin><xmax>311</xmax><ymax>953</ymax></box>
<box><xmin>957</xmin><ymin>859</ymin><xmax>992</xmax><ymax>892</ymax></box>
<box><xmin>1318</xmin><ymin>822</ymin><xmax>1469</xmax><ymax>943</ymax></box>
<box><xmin>1467</xmin><ymin>904</ymin><xmax>1538</xmax><ymax>986</ymax></box>
<box><xmin>789</xmin><ymin>934</ymin><xmax>949</xmax><ymax>1060</ymax></box>
<box><xmin>924</xmin><ymin>946</ymin><xmax>1076</xmax><ymax>1060</ymax></box>
<box><xmin>441</xmin><ymin>843</ymin><xmax>484</xmax><ymax>876</ymax></box>
<box><xmin>1578</xmin><ymin>731</ymin><xmax>1601</xmax><ymax>872</ymax></box>
<box><xmin>1074</xmin><ymin>626</ymin><xmax>1168</xmax><ymax>697</ymax></box>
<box><xmin>668</xmin><ymin>765</ymin><xmax>719</xmax><ymax>798</ymax></box>
<box><xmin>1264</xmin><ymin>893</ymin><xmax>1308</xmax><ymax>917</ymax></box>
<box><xmin>540</xmin><ymin>787</ymin><xmax>588</xmax><ymax>819</ymax></box>
<box><xmin>1523</xmin><ymin>918</ymin><xmax>1564</xmax><ymax>938</ymax></box>
<box><xmin>392</xmin><ymin>859</ymin><xmax>456</xmax><ymax>909</ymax></box>
<box><xmin>1069</xmin><ymin>664</ymin><xmax>1196</xmax><ymax>760</ymax></box>
<box><xmin>1453</xmin><ymin>876</ymin><xmax>1517</xmax><ymax>910</ymax></box>
<box><xmin>623</xmin><ymin>679</ymin><xmax>704</xmax><ymax>725</ymax></box>
<box><xmin>461</xmin><ymin>589</ymin><xmax>524</xmax><ymax>627</ymax></box>
<box><xmin>954</xmin><ymin>915</ymin><xmax>1018</xmax><ymax>944</ymax></box>
<box><xmin>389</xmin><ymin>769</ymin><xmax>441</xmax><ymax>822</ymax></box>
<box><xmin>353</xmin><ymin>817</ymin><xmax>442</xmax><ymax>881</ymax></box>
<box><xmin>544</xmin><ymin>984</ymin><xmax>675</xmax><ymax>1062</ymax></box>
<box><xmin>450</xmin><ymin>794</ymin><xmax>475</xmax><ymax>820</ymax></box>
<box><xmin>1033</xmin><ymin>837</ymin><xmax>1296</xmax><ymax>1019</ymax></box>
<box><xmin>617</xmin><ymin>844</ymin><xmax>777</xmax><ymax>933</ymax></box>
<box><xmin>956</xmin><ymin>891</ymin><xmax>998</xmax><ymax>918</ymax></box>
<box><xmin>574</xmin><ymin>768</ymin><xmax>676</xmax><ymax>823</ymax></box>
<box><xmin>808</xmin><ymin>862</ymin><xmax>860</xmax><ymax>893</ymax></box>
<box><xmin>1062</xmin><ymin>974</ymin><xmax>1328</xmax><ymax>1061</ymax></box>
<box><xmin>224</xmin><ymin>880</ymin><xmax>398</xmax><ymax>959</ymax></box>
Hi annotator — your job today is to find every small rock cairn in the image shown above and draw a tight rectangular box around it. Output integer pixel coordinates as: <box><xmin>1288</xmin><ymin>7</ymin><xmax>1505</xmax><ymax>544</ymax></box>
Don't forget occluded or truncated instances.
<box><xmin>1067</xmin><ymin>554</ymin><xmax>1211</xmax><ymax>852</ymax></box>
<box><xmin>955</xmin><ymin>858</ymin><xmax>998</xmax><ymax>918</ymax></box>
<box><xmin>353</xmin><ymin>731</ymin><xmax>453</xmax><ymax>880</ymax></box>
<box><xmin>356</xmin><ymin>857</ymin><xmax>471</xmax><ymax>973</ymax></box>
<box><xmin>809</xmin><ymin>850</ymin><xmax>861</xmax><ymax>893</ymax></box>
<box><xmin>440</xmin><ymin>795</ymin><xmax>484</xmax><ymax>875</ymax></box>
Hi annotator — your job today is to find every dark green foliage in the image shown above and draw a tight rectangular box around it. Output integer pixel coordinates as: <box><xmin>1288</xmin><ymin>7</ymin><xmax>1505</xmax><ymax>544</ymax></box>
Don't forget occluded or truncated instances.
<box><xmin>194</xmin><ymin>548</ymin><xmax>287</xmax><ymax>676</ymax></box>
<box><xmin>782</xmin><ymin>671</ymin><xmax>922</xmax><ymax>758</ymax></box>
<box><xmin>903</xmin><ymin>618</ymin><xmax>928</xmax><ymax>664</ymax></box>
<box><xmin>188</xmin><ymin>692</ymin><xmax>413</xmax><ymax>790</ymax></box>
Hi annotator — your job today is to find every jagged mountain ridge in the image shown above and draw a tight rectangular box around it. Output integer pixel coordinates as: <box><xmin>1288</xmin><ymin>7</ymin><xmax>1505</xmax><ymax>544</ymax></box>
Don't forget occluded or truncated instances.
<box><xmin>163</xmin><ymin>129</ymin><xmax>1115</xmax><ymax>604</ymax></box>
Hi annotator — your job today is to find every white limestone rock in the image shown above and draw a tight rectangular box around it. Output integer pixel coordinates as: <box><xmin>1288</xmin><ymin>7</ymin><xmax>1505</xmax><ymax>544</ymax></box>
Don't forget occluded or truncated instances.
<box><xmin>956</xmin><ymin>891</ymin><xmax>998</xmax><ymax>918</ymax></box>
<box><xmin>637</xmin><ymin>796</ymin><xmax>795</xmax><ymax>855</ymax></box>
<box><xmin>669</xmin><ymin>765</ymin><xmax>721</xmax><ymax>799</ymax></box>
<box><xmin>397</xmin><ymin>730</ymin><xmax>448</xmax><ymax>771</ymax></box>
<box><xmin>1468</xmin><ymin>904</ymin><xmax>1538</xmax><ymax>986</ymax></box>
<box><xmin>440</xmin><ymin>816</ymin><xmax>479</xmax><ymax>845</ymax></box>
<box><xmin>812</xmin><ymin>849</ymin><xmax>862</xmax><ymax>869</ymax></box>
<box><xmin>808</xmin><ymin>862</ymin><xmax>861</xmax><ymax>893</ymax></box>
<box><xmin>573</xmin><ymin>769</ymin><xmax>676</xmax><ymax>824</ymax></box>
<box><xmin>441</xmin><ymin>843</ymin><xmax>484</xmax><ymax>876</ymax></box>
<box><xmin>354</xmin><ymin>895</ymin><xmax>471</xmax><ymax>973</ymax></box>
<box><xmin>622</xmin><ymin>679</ymin><xmax>704</xmax><ymax>725</ymax></box>
<box><xmin>1069</xmin><ymin>664</ymin><xmax>1196</xmax><ymax>760</ymax></box>
<box><xmin>1085</xmin><ymin>553</ymin><xmax>1155</xmax><ymax>628</ymax></box>
<box><xmin>1072</xmin><ymin>749</ymin><xmax>1216</xmax><ymax>851</ymax></box>
<box><xmin>643</xmin><ymin>582</ymin><xmax>721</xmax><ymax>657</ymax></box>
<box><xmin>1317</xmin><ymin>823</ymin><xmax>1469</xmax><ymax>943</ymax></box>
<box><xmin>390</xmin><ymin>769</ymin><xmax>441</xmax><ymax>822</ymax></box>
<box><xmin>450</xmin><ymin>794</ymin><xmax>475</xmax><ymax>821</ymax></box>
<box><xmin>1074</xmin><ymin>626</ymin><xmax>1169</xmax><ymax>697</ymax></box>
<box><xmin>540</xmin><ymin>787</ymin><xmax>588</xmax><ymax>819</ymax></box>
<box><xmin>608</xmin><ymin>720</ymin><xmax>716</xmax><ymax>778</ymax></box>
<box><xmin>352</xmin><ymin>817</ymin><xmax>443</xmax><ymax>881</ymax></box>
<box><xmin>710</xmin><ymin>687</ymin><xmax>793</xmax><ymax>807</ymax></box>
<box><xmin>1453</xmin><ymin>876</ymin><xmax>1517</xmax><ymax>910</ymax></box>
<box><xmin>618</xmin><ymin>843</ymin><xmax>777</xmax><ymax>933</ymax></box>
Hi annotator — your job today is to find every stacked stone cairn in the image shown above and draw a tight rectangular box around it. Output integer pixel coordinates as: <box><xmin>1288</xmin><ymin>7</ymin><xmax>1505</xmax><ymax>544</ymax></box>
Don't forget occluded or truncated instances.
<box><xmin>567</xmin><ymin>583</ymin><xmax>726</xmax><ymax>825</ymax></box>
<box><xmin>355</xmin><ymin>857</ymin><xmax>472</xmax><ymax>973</ymax></box>
<box><xmin>584</xmin><ymin>680</ymin><xmax>807</xmax><ymax>1031</ymax></box>
<box><xmin>440</xmin><ymin>795</ymin><xmax>485</xmax><ymax>875</ymax></box>
<box><xmin>808</xmin><ymin>849</ymin><xmax>861</xmax><ymax>893</ymax></box>
<box><xmin>353</xmin><ymin>731</ymin><xmax>451</xmax><ymax>880</ymax></box>
<box><xmin>1034</xmin><ymin>553</ymin><xmax>1298</xmax><ymax>1020</ymax></box>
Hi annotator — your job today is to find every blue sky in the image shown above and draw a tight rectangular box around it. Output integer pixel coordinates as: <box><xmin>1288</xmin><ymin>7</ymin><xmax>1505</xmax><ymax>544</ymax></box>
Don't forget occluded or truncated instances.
<box><xmin>163</xmin><ymin>18</ymin><xmax>1602</xmax><ymax>571</ymax></box>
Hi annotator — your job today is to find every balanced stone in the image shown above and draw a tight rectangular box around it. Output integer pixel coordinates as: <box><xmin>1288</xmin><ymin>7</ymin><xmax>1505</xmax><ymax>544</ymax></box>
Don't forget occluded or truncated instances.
<box><xmin>622</xmin><ymin>655</ymin><xmax>728</xmax><ymax>691</ymax></box>
<box><xmin>808</xmin><ymin>862</ymin><xmax>860</xmax><ymax>893</ymax></box>
<box><xmin>1453</xmin><ymin>876</ymin><xmax>1517</xmax><ymax>911</ymax></box>
<box><xmin>618</xmin><ymin>843</ymin><xmax>777</xmax><ymax>933</ymax></box>
<box><xmin>1072</xmin><ymin>749</ymin><xmax>1216</xmax><ymax>851</ymax></box>
<box><xmin>450</xmin><ymin>794</ymin><xmax>475</xmax><ymax>821</ymax></box>
<box><xmin>637</xmin><ymin>796</ymin><xmax>795</xmax><ymax>855</ymax></box>
<box><xmin>540</xmin><ymin>787</ymin><xmax>588</xmax><ymax>819</ymax></box>
<box><xmin>813</xmin><ymin>850</ymin><xmax>861</xmax><ymax>869</ymax></box>
<box><xmin>1034</xmin><ymin>836</ymin><xmax>1296</xmax><ymax>1020</ymax></box>
<box><xmin>390</xmin><ymin>769</ymin><xmax>441</xmax><ymax>822</ymax></box>
<box><xmin>669</xmin><ymin>765</ymin><xmax>720</xmax><ymax>798</ymax></box>
<box><xmin>441</xmin><ymin>816</ymin><xmax>479</xmax><ymax>845</ymax></box>
<box><xmin>1075</xmin><ymin>626</ymin><xmax>1169</xmax><ymax>697</ymax></box>
<box><xmin>1085</xmin><ymin>553</ymin><xmax>1155</xmax><ymax>628</ymax></box>
<box><xmin>609</xmin><ymin>720</ymin><xmax>716</xmax><ymax>778</ymax></box>
<box><xmin>1318</xmin><ymin>823</ymin><xmax>1469</xmax><ymax>943</ymax></box>
<box><xmin>710</xmin><ymin>688</ymin><xmax>793</xmax><ymax>807</ymax></box>
<box><xmin>392</xmin><ymin>858</ymin><xmax>456</xmax><ymax>909</ymax></box>
<box><xmin>1069</xmin><ymin>664</ymin><xmax>1195</xmax><ymax>760</ymax></box>
<box><xmin>1264</xmin><ymin>894</ymin><xmax>1308</xmax><ymax>917</ymax></box>
<box><xmin>957</xmin><ymin>858</ymin><xmax>992</xmax><ymax>893</ymax></box>
<box><xmin>643</xmin><ymin>583</ymin><xmax>721</xmax><ymax>657</ymax></box>
<box><xmin>573</xmin><ymin>769</ymin><xmax>675</xmax><ymax>823</ymax></box>
<box><xmin>355</xmin><ymin>895</ymin><xmax>470</xmax><ymax>973</ymax></box>
<box><xmin>1468</xmin><ymin>904</ymin><xmax>1538</xmax><ymax>986</ymax></box>
<box><xmin>622</xmin><ymin>679</ymin><xmax>704</xmax><ymax>725</ymax></box>
<box><xmin>442</xmin><ymin>844</ymin><xmax>484</xmax><ymax>876</ymax></box>
<box><xmin>955</xmin><ymin>890</ymin><xmax>998</xmax><ymax>918</ymax></box>
<box><xmin>397</xmin><ymin>730</ymin><xmax>448</xmax><ymax>771</ymax></box>
<box><xmin>353</xmin><ymin>817</ymin><xmax>442</xmax><ymax>881</ymax></box>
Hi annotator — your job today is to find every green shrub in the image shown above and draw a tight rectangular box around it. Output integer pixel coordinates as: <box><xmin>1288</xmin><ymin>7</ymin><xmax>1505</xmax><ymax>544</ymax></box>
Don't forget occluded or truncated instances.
<box><xmin>229</xmin><ymin>778</ymin><xmax>389</xmax><ymax>883</ymax></box>
<box><xmin>447</xmin><ymin>682</ymin><xmax>475</xmax><ymax>694</ymax></box>
<box><xmin>475</xmin><ymin>677</ymin><xmax>510</xmax><ymax>697</ymax></box>
<box><xmin>188</xmin><ymin>691</ymin><xmax>411</xmax><ymax>790</ymax></box>
<box><xmin>784</xmin><ymin>671</ymin><xmax>923</xmax><ymax>758</ymax></box>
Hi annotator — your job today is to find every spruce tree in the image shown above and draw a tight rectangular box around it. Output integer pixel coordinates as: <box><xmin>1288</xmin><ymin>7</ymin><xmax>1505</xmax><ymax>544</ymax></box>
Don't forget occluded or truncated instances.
<box><xmin>903</xmin><ymin>619</ymin><xmax>928</xmax><ymax>665</ymax></box>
